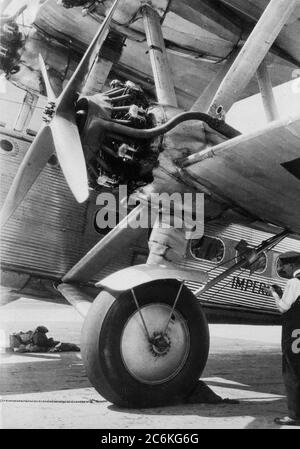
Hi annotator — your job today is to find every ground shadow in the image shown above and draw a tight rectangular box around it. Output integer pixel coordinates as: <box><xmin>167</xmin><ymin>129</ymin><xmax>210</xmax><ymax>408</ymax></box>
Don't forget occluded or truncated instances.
<box><xmin>108</xmin><ymin>397</ymin><xmax>289</xmax><ymax>429</ymax></box>
<box><xmin>107</xmin><ymin>349</ymin><xmax>290</xmax><ymax>429</ymax></box>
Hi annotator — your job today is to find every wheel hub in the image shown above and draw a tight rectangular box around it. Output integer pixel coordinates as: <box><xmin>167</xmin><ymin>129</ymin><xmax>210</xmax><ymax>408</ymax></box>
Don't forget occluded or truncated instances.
<box><xmin>149</xmin><ymin>331</ymin><xmax>171</xmax><ymax>357</ymax></box>
<box><xmin>120</xmin><ymin>303</ymin><xmax>190</xmax><ymax>384</ymax></box>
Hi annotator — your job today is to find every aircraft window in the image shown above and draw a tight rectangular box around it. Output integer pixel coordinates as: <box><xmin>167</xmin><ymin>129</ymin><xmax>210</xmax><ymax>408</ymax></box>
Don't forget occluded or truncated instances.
<box><xmin>276</xmin><ymin>257</ymin><xmax>292</xmax><ymax>279</ymax></box>
<box><xmin>190</xmin><ymin>236</ymin><xmax>225</xmax><ymax>263</ymax></box>
<box><xmin>0</xmin><ymin>139</ymin><xmax>13</xmax><ymax>152</ymax></box>
<box><xmin>235</xmin><ymin>246</ymin><xmax>267</xmax><ymax>274</ymax></box>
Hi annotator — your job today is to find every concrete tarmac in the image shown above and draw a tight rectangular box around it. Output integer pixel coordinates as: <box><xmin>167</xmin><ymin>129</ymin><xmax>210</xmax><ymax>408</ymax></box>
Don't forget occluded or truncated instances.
<box><xmin>0</xmin><ymin>297</ymin><xmax>297</xmax><ymax>429</ymax></box>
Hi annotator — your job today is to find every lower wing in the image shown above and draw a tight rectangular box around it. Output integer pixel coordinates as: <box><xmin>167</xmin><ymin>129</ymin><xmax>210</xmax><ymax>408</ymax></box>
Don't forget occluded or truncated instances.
<box><xmin>182</xmin><ymin>114</ymin><xmax>300</xmax><ymax>235</ymax></box>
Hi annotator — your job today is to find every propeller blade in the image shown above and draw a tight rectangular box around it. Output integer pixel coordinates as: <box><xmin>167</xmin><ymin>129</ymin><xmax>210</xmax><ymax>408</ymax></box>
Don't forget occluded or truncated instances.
<box><xmin>0</xmin><ymin>125</ymin><xmax>54</xmax><ymax>227</ymax></box>
<box><xmin>57</xmin><ymin>0</ymin><xmax>122</xmax><ymax>112</ymax></box>
<box><xmin>38</xmin><ymin>54</ymin><xmax>56</xmax><ymax>102</ymax></box>
<box><xmin>1</xmin><ymin>0</ymin><xmax>122</xmax><ymax>225</ymax></box>
<box><xmin>48</xmin><ymin>0</ymin><xmax>122</xmax><ymax>201</ymax></box>
<box><xmin>50</xmin><ymin>112</ymin><xmax>89</xmax><ymax>203</ymax></box>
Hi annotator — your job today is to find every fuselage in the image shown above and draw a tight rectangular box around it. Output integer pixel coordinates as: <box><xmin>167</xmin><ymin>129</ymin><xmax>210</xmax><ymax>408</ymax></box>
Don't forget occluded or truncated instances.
<box><xmin>1</xmin><ymin>127</ymin><xmax>300</xmax><ymax>324</ymax></box>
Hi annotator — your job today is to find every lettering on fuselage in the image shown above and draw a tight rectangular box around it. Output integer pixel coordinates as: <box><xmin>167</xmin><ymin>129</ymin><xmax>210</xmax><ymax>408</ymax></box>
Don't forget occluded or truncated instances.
<box><xmin>231</xmin><ymin>276</ymin><xmax>270</xmax><ymax>296</ymax></box>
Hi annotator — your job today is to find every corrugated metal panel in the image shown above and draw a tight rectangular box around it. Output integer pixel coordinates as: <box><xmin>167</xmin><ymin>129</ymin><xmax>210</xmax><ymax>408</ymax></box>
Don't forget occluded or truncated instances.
<box><xmin>0</xmin><ymin>132</ymin><xmax>94</xmax><ymax>277</ymax></box>
<box><xmin>182</xmin><ymin>264</ymin><xmax>280</xmax><ymax>313</ymax></box>
<box><xmin>0</xmin><ymin>130</ymin><xmax>136</xmax><ymax>281</ymax></box>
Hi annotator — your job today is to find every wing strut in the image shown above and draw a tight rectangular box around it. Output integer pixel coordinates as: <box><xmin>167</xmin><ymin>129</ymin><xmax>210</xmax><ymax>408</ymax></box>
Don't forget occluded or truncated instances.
<box><xmin>141</xmin><ymin>4</ymin><xmax>178</xmax><ymax>107</ymax></box>
<box><xmin>192</xmin><ymin>0</ymin><xmax>298</xmax><ymax>116</ymax></box>
<box><xmin>256</xmin><ymin>58</ymin><xmax>279</xmax><ymax>122</ymax></box>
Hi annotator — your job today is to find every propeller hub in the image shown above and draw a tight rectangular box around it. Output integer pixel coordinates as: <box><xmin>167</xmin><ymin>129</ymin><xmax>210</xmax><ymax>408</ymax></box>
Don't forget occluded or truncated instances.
<box><xmin>42</xmin><ymin>101</ymin><xmax>56</xmax><ymax>123</ymax></box>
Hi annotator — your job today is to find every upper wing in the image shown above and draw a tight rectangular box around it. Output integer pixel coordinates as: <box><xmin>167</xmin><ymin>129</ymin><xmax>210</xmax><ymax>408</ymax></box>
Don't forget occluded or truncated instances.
<box><xmin>182</xmin><ymin>114</ymin><xmax>300</xmax><ymax>234</ymax></box>
<box><xmin>34</xmin><ymin>0</ymin><xmax>300</xmax><ymax>110</ymax></box>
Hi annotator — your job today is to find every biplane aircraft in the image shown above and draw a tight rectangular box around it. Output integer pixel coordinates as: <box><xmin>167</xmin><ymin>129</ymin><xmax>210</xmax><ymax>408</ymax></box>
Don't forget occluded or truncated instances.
<box><xmin>1</xmin><ymin>0</ymin><xmax>300</xmax><ymax>408</ymax></box>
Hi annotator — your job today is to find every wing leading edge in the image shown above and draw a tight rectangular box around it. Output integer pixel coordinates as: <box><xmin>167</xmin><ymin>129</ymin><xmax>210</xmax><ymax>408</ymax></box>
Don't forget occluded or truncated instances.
<box><xmin>181</xmin><ymin>114</ymin><xmax>300</xmax><ymax>235</ymax></box>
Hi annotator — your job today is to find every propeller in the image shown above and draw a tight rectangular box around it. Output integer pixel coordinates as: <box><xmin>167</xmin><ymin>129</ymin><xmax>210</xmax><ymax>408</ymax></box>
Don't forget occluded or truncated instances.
<box><xmin>0</xmin><ymin>0</ymin><xmax>121</xmax><ymax>227</ymax></box>
<box><xmin>38</xmin><ymin>54</ymin><xmax>56</xmax><ymax>102</ymax></box>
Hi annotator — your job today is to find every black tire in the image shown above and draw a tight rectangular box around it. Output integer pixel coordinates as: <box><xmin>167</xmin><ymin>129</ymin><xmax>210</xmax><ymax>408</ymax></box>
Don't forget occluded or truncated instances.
<box><xmin>81</xmin><ymin>279</ymin><xmax>209</xmax><ymax>408</ymax></box>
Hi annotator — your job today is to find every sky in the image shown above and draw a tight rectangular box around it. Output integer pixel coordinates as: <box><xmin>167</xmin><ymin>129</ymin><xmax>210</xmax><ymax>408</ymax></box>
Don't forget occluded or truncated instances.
<box><xmin>227</xmin><ymin>76</ymin><xmax>300</xmax><ymax>133</ymax></box>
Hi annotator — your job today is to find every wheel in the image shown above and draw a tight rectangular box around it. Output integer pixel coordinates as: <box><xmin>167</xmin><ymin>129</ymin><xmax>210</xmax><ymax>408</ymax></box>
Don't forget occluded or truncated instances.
<box><xmin>81</xmin><ymin>279</ymin><xmax>209</xmax><ymax>408</ymax></box>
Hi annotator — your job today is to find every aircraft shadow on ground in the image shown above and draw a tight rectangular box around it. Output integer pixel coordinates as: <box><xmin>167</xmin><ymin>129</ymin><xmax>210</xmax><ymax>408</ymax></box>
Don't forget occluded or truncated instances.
<box><xmin>108</xmin><ymin>350</ymin><xmax>287</xmax><ymax>429</ymax></box>
<box><xmin>108</xmin><ymin>398</ymin><xmax>287</xmax><ymax>429</ymax></box>
<box><xmin>203</xmin><ymin>350</ymin><xmax>283</xmax><ymax>395</ymax></box>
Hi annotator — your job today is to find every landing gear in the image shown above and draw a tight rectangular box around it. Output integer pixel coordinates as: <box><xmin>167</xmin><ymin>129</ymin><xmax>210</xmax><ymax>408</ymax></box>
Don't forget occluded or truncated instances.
<box><xmin>81</xmin><ymin>280</ymin><xmax>209</xmax><ymax>408</ymax></box>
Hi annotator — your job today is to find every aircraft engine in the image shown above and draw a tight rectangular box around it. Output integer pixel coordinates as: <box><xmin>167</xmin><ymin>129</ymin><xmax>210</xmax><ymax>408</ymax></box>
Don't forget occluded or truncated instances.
<box><xmin>0</xmin><ymin>19</ymin><xmax>23</xmax><ymax>75</ymax></box>
<box><xmin>77</xmin><ymin>80</ymin><xmax>160</xmax><ymax>194</ymax></box>
<box><xmin>76</xmin><ymin>78</ymin><xmax>239</xmax><ymax>198</ymax></box>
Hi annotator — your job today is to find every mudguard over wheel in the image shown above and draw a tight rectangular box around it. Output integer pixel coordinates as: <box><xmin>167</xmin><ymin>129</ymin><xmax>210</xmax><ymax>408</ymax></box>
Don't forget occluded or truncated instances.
<box><xmin>81</xmin><ymin>279</ymin><xmax>209</xmax><ymax>408</ymax></box>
